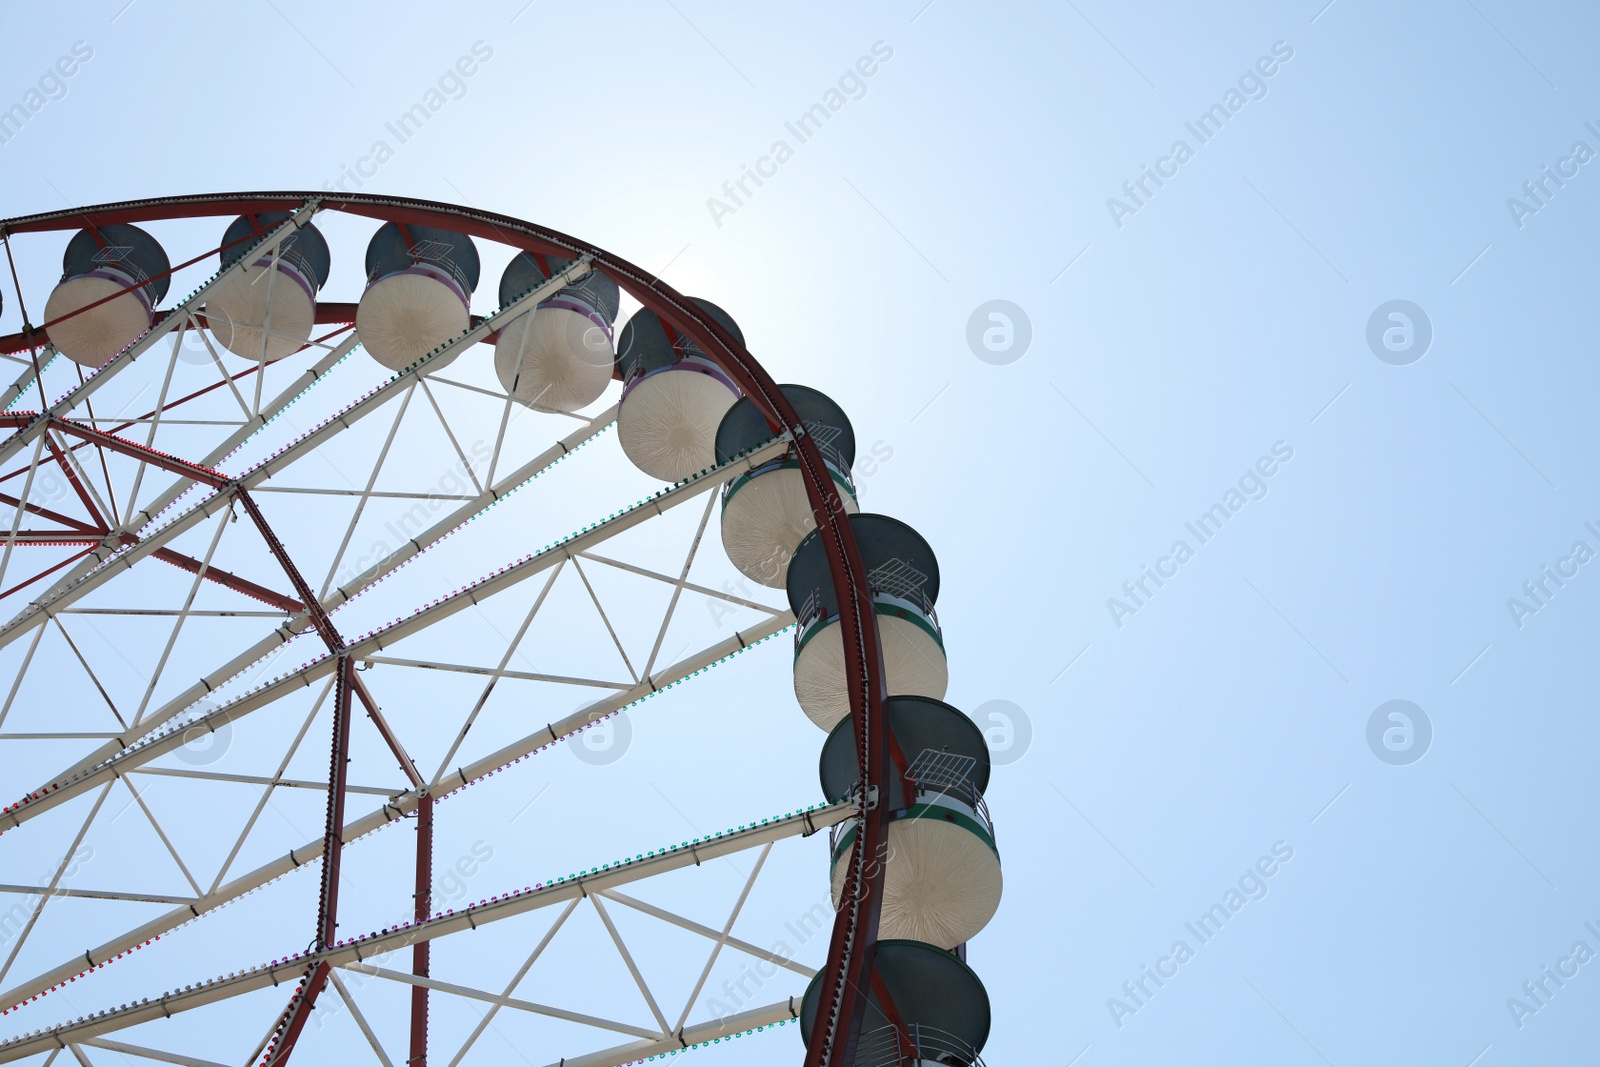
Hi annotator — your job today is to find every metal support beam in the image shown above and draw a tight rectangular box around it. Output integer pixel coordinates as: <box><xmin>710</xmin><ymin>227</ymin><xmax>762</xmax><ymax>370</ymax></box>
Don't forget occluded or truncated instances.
<box><xmin>532</xmin><ymin>1000</ymin><xmax>801</xmax><ymax>1067</ymax></box>
<box><xmin>0</xmin><ymin>253</ymin><xmax>585</xmax><ymax>649</ymax></box>
<box><xmin>4</xmin><ymin>434</ymin><xmax>789</xmax><ymax>828</ymax></box>
<box><xmin>409</xmin><ymin>794</ymin><xmax>432</xmax><ymax>1067</ymax></box>
<box><xmin>38</xmin><ymin>417</ymin><xmax>229</xmax><ymax>489</ymax></box>
<box><xmin>235</xmin><ymin>488</ymin><xmax>342</xmax><ymax>653</ymax></box>
<box><xmin>0</xmin><ymin>803</ymin><xmax>850</xmax><ymax>1062</ymax></box>
<box><xmin>342</xmin><ymin>964</ymin><xmax>657</xmax><ymax>1041</ymax></box>
<box><xmin>0</xmin><ymin>614</ymin><xmax>793</xmax><ymax>1014</ymax></box>
<box><xmin>317</xmin><ymin>658</ymin><xmax>355</xmax><ymax>949</ymax></box>
<box><xmin>264</xmin><ymin>652</ymin><xmax>355</xmax><ymax>1067</ymax></box>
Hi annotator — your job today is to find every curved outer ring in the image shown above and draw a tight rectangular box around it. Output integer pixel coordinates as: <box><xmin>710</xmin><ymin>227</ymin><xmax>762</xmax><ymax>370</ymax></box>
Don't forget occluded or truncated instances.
<box><xmin>0</xmin><ymin>191</ymin><xmax>890</xmax><ymax>1067</ymax></box>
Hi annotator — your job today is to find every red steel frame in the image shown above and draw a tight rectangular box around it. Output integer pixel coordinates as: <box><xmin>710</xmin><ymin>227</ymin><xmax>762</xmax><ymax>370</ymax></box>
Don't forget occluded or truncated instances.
<box><xmin>0</xmin><ymin>192</ymin><xmax>894</xmax><ymax>1067</ymax></box>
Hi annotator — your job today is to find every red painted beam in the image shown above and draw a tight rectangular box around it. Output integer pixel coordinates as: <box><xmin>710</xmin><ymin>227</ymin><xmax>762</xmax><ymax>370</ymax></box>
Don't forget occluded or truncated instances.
<box><xmin>261</xmin><ymin>962</ymin><xmax>330</xmax><ymax>1066</ymax></box>
<box><xmin>41</xmin><ymin>432</ymin><xmax>106</xmax><ymax>527</ymax></box>
<box><xmin>317</xmin><ymin>659</ymin><xmax>356</xmax><ymax>947</ymax></box>
<box><xmin>41</xmin><ymin>417</ymin><xmax>229</xmax><ymax>489</ymax></box>
<box><xmin>146</xmin><ymin>547</ymin><xmax>303</xmax><ymax>614</ymax></box>
<box><xmin>235</xmin><ymin>488</ymin><xmax>341</xmax><ymax>652</ymax></box>
<box><xmin>0</xmin><ymin>490</ymin><xmax>99</xmax><ymax>531</ymax></box>
<box><xmin>0</xmin><ymin>486</ymin><xmax>301</xmax><ymax>611</ymax></box>
<box><xmin>264</xmin><ymin>658</ymin><xmax>355</xmax><ymax>1066</ymax></box>
<box><xmin>0</xmin><ymin>546</ymin><xmax>94</xmax><ymax>600</ymax></box>
<box><xmin>410</xmin><ymin>794</ymin><xmax>434</xmax><ymax>1067</ymax></box>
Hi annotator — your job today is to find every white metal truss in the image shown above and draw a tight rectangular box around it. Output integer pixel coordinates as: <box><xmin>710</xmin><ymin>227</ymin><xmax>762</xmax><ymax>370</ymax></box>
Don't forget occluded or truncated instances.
<box><xmin>0</xmin><ymin>201</ymin><xmax>323</xmax><ymax>468</ymax></box>
<box><xmin>0</xmin><ymin>206</ymin><xmax>832</xmax><ymax>1067</ymax></box>
<box><xmin>0</xmin><ymin>803</ymin><xmax>851</xmax><ymax>1062</ymax></box>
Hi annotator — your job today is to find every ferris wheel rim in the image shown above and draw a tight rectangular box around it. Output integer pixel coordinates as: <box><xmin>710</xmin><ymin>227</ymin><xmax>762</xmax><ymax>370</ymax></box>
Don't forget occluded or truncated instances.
<box><xmin>0</xmin><ymin>191</ymin><xmax>896</xmax><ymax>1067</ymax></box>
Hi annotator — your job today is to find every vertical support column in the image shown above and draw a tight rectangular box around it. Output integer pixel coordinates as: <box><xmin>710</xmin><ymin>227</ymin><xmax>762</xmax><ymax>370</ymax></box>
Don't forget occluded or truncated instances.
<box><xmin>409</xmin><ymin>793</ymin><xmax>433</xmax><ymax>1067</ymax></box>
<box><xmin>316</xmin><ymin>656</ymin><xmax>356</xmax><ymax>949</ymax></box>
<box><xmin>262</xmin><ymin>656</ymin><xmax>354</xmax><ymax>1066</ymax></box>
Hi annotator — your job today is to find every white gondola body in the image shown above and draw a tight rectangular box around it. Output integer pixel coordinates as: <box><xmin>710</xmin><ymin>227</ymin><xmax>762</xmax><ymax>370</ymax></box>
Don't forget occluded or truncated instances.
<box><xmin>42</xmin><ymin>268</ymin><xmax>153</xmax><ymax>367</ymax></box>
<box><xmin>721</xmin><ymin>459</ymin><xmax>858</xmax><ymax>588</ymax></box>
<box><xmin>357</xmin><ymin>264</ymin><xmax>471</xmax><ymax>371</ymax></box>
<box><xmin>618</xmin><ymin>358</ymin><xmax>741</xmax><ymax>482</ymax></box>
<box><xmin>829</xmin><ymin>793</ymin><xmax>1002</xmax><ymax>950</ymax></box>
<box><xmin>205</xmin><ymin>257</ymin><xmax>318</xmax><ymax>362</ymax></box>
<box><xmin>493</xmin><ymin>297</ymin><xmax>613</xmax><ymax>413</ymax></box>
<box><xmin>794</xmin><ymin>598</ymin><xmax>948</xmax><ymax>731</ymax></box>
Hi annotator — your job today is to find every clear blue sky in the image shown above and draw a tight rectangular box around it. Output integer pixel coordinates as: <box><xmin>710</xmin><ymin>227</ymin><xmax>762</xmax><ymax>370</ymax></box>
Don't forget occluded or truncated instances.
<box><xmin>0</xmin><ymin>2</ymin><xmax>1597</xmax><ymax>1065</ymax></box>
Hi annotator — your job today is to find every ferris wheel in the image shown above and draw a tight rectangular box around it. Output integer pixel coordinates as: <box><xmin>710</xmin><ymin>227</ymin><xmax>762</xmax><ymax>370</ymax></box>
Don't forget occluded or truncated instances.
<box><xmin>0</xmin><ymin>193</ymin><xmax>1002</xmax><ymax>1067</ymax></box>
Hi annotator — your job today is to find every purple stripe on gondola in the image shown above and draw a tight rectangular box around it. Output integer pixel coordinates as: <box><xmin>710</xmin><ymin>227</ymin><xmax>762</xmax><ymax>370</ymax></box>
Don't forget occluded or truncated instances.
<box><xmin>620</xmin><ymin>354</ymin><xmax>740</xmax><ymax>402</ymax></box>
<box><xmin>79</xmin><ymin>268</ymin><xmax>154</xmax><ymax>316</ymax></box>
<box><xmin>369</xmin><ymin>264</ymin><xmax>470</xmax><ymax>309</ymax></box>
<box><xmin>537</xmin><ymin>296</ymin><xmax>613</xmax><ymax>339</ymax></box>
<box><xmin>249</xmin><ymin>257</ymin><xmax>318</xmax><ymax>301</ymax></box>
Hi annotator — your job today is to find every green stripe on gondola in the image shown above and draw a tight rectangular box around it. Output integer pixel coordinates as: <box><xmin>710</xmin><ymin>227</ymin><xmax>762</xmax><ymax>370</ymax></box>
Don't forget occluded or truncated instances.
<box><xmin>796</xmin><ymin>600</ymin><xmax>945</xmax><ymax>655</ymax></box>
<box><xmin>722</xmin><ymin>457</ymin><xmax>856</xmax><ymax>507</ymax></box>
<box><xmin>830</xmin><ymin>803</ymin><xmax>999</xmax><ymax>866</ymax></box>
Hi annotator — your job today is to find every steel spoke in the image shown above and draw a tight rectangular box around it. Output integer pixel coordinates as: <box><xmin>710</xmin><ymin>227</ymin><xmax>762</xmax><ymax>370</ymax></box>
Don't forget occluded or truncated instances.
<box><xmin>442</xmin><ymin>897</ymin><xmax>580</xmax><ymax>1067</ymax></box>
<box><xmin>578</xmin><ymin>549</ymin><xmax>784</xmax><ymax>614</ymax></box>
<box><xmin>131</xmin><ymin>766</ymin><xmax>402</xmax><ymax>799</ymax></box>
<box><xmin>640</xmin><ymin>492</ymin><xmax>716</xmax><ymax>683</ymax></box>
<box><xmin>532</xmin><ymin>1000</ymin><xmax>800</xmax><ymax>1067</ymax></box>
<box><xmin>116</xmin><ymin>776</ymin><xmax>204</xmax><ymax>897</ymax></box>
<box><xmin>367</xmin><ymin>655</ymin><xmax>629</xmax><ymax>691</ymax></box>
<box><xmin>0</xmin><ymin>884</ymin><xmax>195</xmax><ymax>906</ymax></box>
<box><xmin>590</xmin><ymin>894</ymin><xmax>670</xmax><ymax>1034</ymax></box>
<box><xmin>315</xmin><ymin>384</ymin><xmax>416</xmax><ymax>600</ymax></box>
<box><xmin>79</xmin><ymin>1037</ymin><xmax>233</xmax><ymax>1067</ymax></box>
<box><xmin>569</xmin><ymin>555</ymin><xmax>637</xmax><ymax>685</ymax></box>
<box><xmin>328</xmin><ymin>970</ymin><xmax>397</xmax><ymax>1067</ymax></box>
<box><xmin>665</xmin><ymin>841</ymin><xmax>780</xmax><ymax>1033</ymax></box>
<box><xmin>120</xmin><ymin>320</ymin><xmax>187</xmax><ymax>518</ymax></box>
<box><xmin>50</xmin><ymin>615</ymin><xmax>128</xmax><ymax>729</ymax></box>
<box><xmin>0</xmin><ymin>435</ymin><xmax>47</xmax><ymax>592</ymax></box>
<box><xmin>344</xmin><ymin>962</ymin><xmax>659</xmax><ymax>1041</ymax></box>
<box><xmin>427</xmin><ymin>561</ymin><xmax>564</xmax><ymax>787</ymax></box>
<box><xmin>417</xmin><ymin>377</ymin><xmax>483</xmax><ymax>495</ymax></box>
<box><xmin>205</xmin><ymin>679</ymin><xmax>332</xmax><ymax>895</ymax></box>
<box><xmin>0</xmin><ymin>782</ymin><xmax>111</xmax><ymax>985</ymax></box>
<box><xmin>0</xmin><ymin>622</ymin><xmax>45</xmax><ymax>729</ymax></box>
<box><xmin>130</xmin><ymin>507</ymin><xmax>232</xmax><ymax>728</ymax></box>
